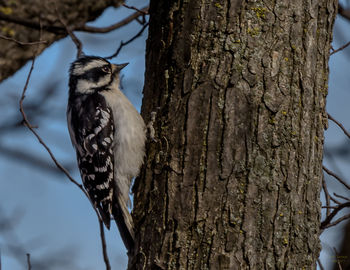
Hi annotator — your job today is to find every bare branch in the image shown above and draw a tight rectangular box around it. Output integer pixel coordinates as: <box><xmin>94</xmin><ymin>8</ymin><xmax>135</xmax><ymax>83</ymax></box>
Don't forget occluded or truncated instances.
<box><xmin>330</xmin><ymin>40</ymin><xmax>350</xmax><ymax>55</ymax></box>
<box><xmin>17</xmin><ymin>21</ymin><xmax>83</xmax><ymax>191</ymax></box>
<box><xmin>18</xmin><ymin>55</ymin><xmax>107</xmax><ymax>224</ymax></box>
<box><xmin>18</xmin><ymin>30</ymin><xmax>111</xmax><ymax>269</ymax></box>
<box><xmin>317</xmin><ymin>258</ymin><xmax>325</xmax><ymax>270</ymax></box>
<box><xmin>333</xmin><ymin>247</ymin><xmax>344</xmax><ymax>270</ymax></box>
<box><xmin>334</xmin><ymin>193</ymin><xmax>350</xmax><ymax>202</ymax></box>
<box><xmin>99</xmin><ymin>219</ymin><xmax>111</xmax><ymax>270</ymax></box>
<box><xmin>0</xmin><ymin>34</ymin><xmax>47</xmax><ymax>46</ymax></box>
<box><xmin>19</xmin><ymin>58</ymin><xmax>83</xmax><ymax>190</ymax></box>
<box><xmin>0</xmin><ymin>6</ymin><xmax>149</xmax><ymax>34</ymax></box>
<box><xmin>78</xmin><ymin>6</ymin><xmax>149</xmax><ymax>33</ymax></box>
<box><xmin>330</xmin><ymin>5</ymin><xmax>350</xmax><ymax>56</ymax></box>
<box><xmin>321</xmin><ymin>202</ymin><xmax>350</xmax><ymax>229</ymax></box>
<box><xmin>323</xmin><ymin>165</ymin><xmax>350</xmax><ymax>190</ymax></box>
<box><xmin>26</xmin><ymin>253</ymin><xmax>32</xmax><ymax>270</ymax></box>
<box><xmin>55</xmin><ymin>4</ymin><xmax>83</xmax><ymax>57</ymax></box>
<box><xmin>81</xmin><ymin>6</ymin><xmax>148</xmax><ymax>34</ymax></box>
<box><xmin>106</xmin><ymin>22</ymin><xmax>149</xmax><ymax>60</ymax></box>
<box><xmin>122</xmin><ymin>3</ymin><xmax>148</xmax><ymax>15</ymax></box>
<box><xmin>135</xmin><ymin>16</ymin><xmax>146</xmax><ymax>25</ymax></box>
<box><xmin>328</xmin><ymin>113</ymin><xmax>350</xmax><ymax>140</ymax></box>
<box><xmin>322</xmin><ymin>176</ymin><xmax>331</xmax><ymax>216</ymax></box>
<box><xmin>338</xmin><ymin>4</ymin><xmax>350</xmax><ymax>21</ymax></box>
<box><xmin>330</xmin><ymin>195</ymin><xmax>342</xmax><ymax>205</ymax></box>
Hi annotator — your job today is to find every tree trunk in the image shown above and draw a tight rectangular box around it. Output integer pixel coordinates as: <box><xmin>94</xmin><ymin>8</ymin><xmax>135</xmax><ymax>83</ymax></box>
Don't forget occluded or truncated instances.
<box><xmin>131</xmin><ymin>0</ymin><xmax>337</xmax><ymax>269</ymax></box>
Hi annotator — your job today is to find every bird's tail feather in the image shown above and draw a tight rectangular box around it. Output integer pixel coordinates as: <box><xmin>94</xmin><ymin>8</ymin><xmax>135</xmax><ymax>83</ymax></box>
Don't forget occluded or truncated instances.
<box><xmin>112</xmin><ymin>194</ymin><xmax>135</xmax><ymax>252</ymax></box>
<box><xmin>96</xmin><ymin>204</ymin><xmax>111</xmax><ymax>229</ymax></box>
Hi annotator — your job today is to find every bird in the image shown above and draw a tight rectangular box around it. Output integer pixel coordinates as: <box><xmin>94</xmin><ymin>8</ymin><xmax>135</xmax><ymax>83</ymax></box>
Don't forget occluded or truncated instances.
<box><xmin>66</xmin><ymin>55</ymin><xmax>146</xmax><ymax>252</ymax></box>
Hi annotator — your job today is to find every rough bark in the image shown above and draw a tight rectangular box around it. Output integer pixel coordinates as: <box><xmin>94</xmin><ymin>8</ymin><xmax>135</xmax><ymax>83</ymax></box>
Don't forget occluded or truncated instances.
<box><xmin>0</xmin><ymin>0</ymin><xmax>122</xmax><ymax>82</ymax></box>
<box><xmin>131</xmin><ymin>0</ymin><xmax>337</xmax><ymax>269</ymax></box>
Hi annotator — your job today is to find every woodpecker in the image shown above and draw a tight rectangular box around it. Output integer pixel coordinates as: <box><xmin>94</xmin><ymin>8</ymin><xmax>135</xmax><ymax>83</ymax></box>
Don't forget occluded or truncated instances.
<box><xmin>67</xmin><ymin>56</ymin><xmax>146</xmax><ymax>252</ymax></box>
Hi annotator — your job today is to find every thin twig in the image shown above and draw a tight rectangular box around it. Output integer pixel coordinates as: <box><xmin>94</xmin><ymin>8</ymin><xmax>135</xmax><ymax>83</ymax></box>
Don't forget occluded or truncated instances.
<box><xmin>338</xmin><ymin>4</ymin><xmax>350</xmax><ymax>21</ymax></box>
<box><xmin>106</xmin><ymin>22</ymin><xmax>149</xmax><ymax>60</ymax></box>
<box><xmin>333</xmin><ymin>247</ymin><xmax>344</xmax><ymax>270</ymax></box>
<box><xmin>18</xmin><ymin>27</ymin><xmax>111</xmax><ymax>270</ymax></box>
<box><xmin>122</xmin><ymin>3</ymin><xmax>148</xmax><ymax>15</ymax></box>
<box><xmin>76</xmin><ymin>6</ymin><xmax>149</xmax><ymax>33</ymax></box>
<box><xmin>330</xmin><ymin>4</ymin><xmax>350</xmax><ymax>56</ymax></box>
<box><xmin>328</xmin><ymin>113</ymin><xmax>350</xmax><ymax>139</ymax></box>
<box><xmin>331</xmin><ymin>213</ymin><xmax>350</xmax><ymax>229</ymax></box>
<box><xmin>55</xmin><ymin>3</ymin><xmax>83</xmax><ymax>57</ymax></box>
<box><xmin>323</xmin><ymin>148</ymin><xmax>345</xmax><ymax>183</ymax></box>
<box><xmin>0</xmin><ymin>34</ymin><xmax>47</xmax><ymax>45</ymax></box>
<box><xmin>329</xmin><ymin>195</ymin><xmax>342</xmax><ymax>205</ymax></box>
<box><xmin>19</xmin><ymin>58</ymin><xmax>83</xmax><ymax>190</ymax></box>
<box><xmin>334</xmin><ymin>193</ymin><xmax>350</xmax><ymax>202</ymax></box>
<box><xmin>323</xmin><ymin>165</ymin><xmax>350</xmax><ymax>190</ymax></box>
<box><xmin>323</xmin><ymin>213</ymin><xmax>350</xmax><ymax>230</ymax></box>
<box><xmin>99</xmin><ymin>219</ymin><xmax>111</xmax><ymax>270</ymax></box>
<box><xmin>330</xmin><ymin>40</ymin><xmax>350</xmax><ymax>55</ymax></box>
<box><xmin>321</xmin><ymin>202</ymin><xmax>350</xmax><ymax>229</ymax></box>
<box><xmin>26</xmin><ymin>253</ymin><xmax>32</xmax><ymax>270</ymax></box>
<box><xmin>317</xmin><ymin>258</ymin><xmax>325</xmax><ymax>270</ymax></box>
<box><xmin>18</xmin><ymin>56</ymin><xmax>100</xmax><ymax>219</ymax></box>
<box><xmin>0</xmin><ymin>7</ymin><xmax>149</xmax><ymax>34</ymax></box>
<box><xmin>19</xmin><ymin>57</ymin><xmax>112</xmax><ymax>268</ymax></box>
<box><xmin>322</xmin><ymin>176</ymin><xmax>331</xmax><ymax>216</ymax></box>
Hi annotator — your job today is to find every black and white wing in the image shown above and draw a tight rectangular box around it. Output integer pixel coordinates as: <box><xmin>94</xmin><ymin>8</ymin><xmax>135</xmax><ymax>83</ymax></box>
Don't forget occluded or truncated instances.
<box><xmin>68</xmin><ymin>93</ymin><xmax>115</xmax><ymax>228</ymax></box>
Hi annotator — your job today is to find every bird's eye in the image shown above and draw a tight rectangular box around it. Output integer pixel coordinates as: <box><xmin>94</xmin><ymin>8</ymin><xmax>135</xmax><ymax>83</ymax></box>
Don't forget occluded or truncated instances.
<box><xmin>101</xmin><ymin>66</ymin><xmax>110</xmax><ymax>73</ymax></box>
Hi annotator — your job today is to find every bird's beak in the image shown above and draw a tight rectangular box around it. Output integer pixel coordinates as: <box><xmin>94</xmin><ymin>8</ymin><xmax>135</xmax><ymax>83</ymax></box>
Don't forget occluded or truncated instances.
<box><xmin>112</xmin><ymin>63</ymin><xmax>129</xmax><ymax>72</ymax></box>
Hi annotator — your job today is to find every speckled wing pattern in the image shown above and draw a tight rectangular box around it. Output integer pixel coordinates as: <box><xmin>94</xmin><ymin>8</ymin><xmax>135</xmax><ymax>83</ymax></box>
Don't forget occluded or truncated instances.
<box><xmin>70</xmin><ymin>92</ymin><xmax>115</xmax><ymax>229</ymax></box>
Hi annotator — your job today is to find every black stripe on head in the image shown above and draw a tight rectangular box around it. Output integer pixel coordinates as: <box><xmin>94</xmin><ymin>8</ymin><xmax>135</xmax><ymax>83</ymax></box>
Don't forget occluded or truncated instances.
<box><xmin>69</xmin><ymin>56</ymin><xmax>113</xmax><ymax>95</ymax></box>
<box><xmin>69</xmin><ymin>56</ymin><xmax>111</xmax><ymax>77</ymax></box>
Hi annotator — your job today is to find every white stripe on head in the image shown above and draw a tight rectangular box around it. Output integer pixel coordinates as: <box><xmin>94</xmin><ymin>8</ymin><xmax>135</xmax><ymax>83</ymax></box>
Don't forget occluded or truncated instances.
<box><xmin>76</xmin><ymin>74</ymin><xmax>111</xmax><ymax>94</ymax></box>
<box><xmin>72</xmin><ymin>59</ymin><xmax>108</xmax><ymax>76</ymax></box>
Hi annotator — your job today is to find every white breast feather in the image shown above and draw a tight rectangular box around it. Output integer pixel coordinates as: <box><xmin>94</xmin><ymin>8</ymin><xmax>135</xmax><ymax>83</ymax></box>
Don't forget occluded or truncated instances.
<box><xmin>100</xmin><ymin>83</ymin><xmax>146</xmax><ymax>206</ymax></box>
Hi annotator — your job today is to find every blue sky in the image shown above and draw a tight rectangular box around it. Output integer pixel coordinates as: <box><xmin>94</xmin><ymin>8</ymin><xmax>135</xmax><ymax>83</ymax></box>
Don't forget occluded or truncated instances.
<box><xmin>1</xmin><ymin>1</ymin><xmax>350</xmax><ymax>269</ymax></box>
<box><xmin>319</xmin><ymin>1</ymin><xmax>350</xmax><ymax>268</ymax></box>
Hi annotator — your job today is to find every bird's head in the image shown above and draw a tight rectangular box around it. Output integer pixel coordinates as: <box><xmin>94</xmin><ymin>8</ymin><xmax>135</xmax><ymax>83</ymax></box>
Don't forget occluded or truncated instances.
<box><xmin>69</xmin><ymin>56</ymin><xmax>128</xmax><ymax>95</ymax></box>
